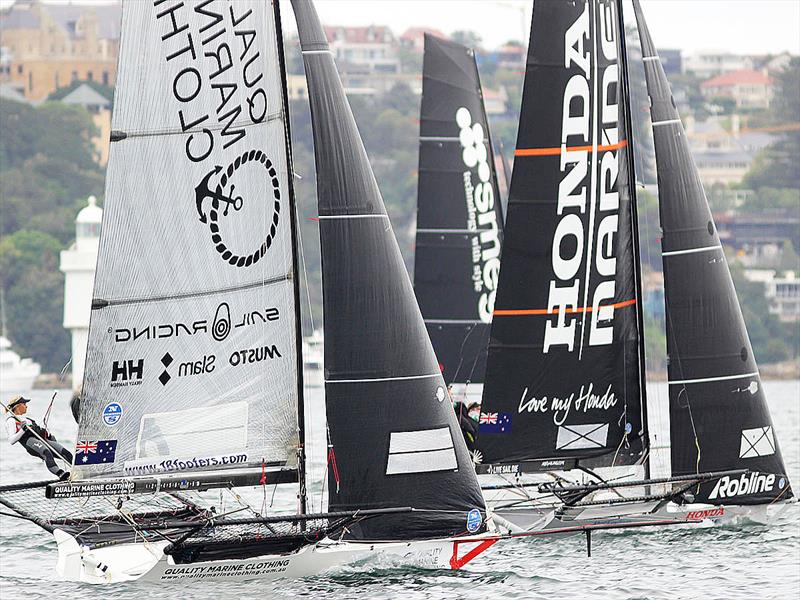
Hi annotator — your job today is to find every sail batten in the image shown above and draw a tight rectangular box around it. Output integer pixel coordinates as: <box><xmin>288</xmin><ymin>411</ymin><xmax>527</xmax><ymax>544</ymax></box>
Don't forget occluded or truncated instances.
<box><xmin>73</xmin><ymin>1</ymin><xmax>303</xmax><ymax>484</ymax></box>
<box><xmin>477</xmin><ymin>0</ymin><xmax>646</xmax><ymax>468</ymax></box>
<box><xmin>632</xmin><ymin>0</ymin><xmax>792</xmax><ymax>504</ymax></box>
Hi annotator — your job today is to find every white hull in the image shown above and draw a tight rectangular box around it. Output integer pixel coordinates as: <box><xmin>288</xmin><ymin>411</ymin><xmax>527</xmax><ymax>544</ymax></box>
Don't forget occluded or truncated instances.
<box><xmin>491</xmin><ymin>499</ymin><xmax>796</xmax><ymax>534</ymax></box>
<box><xmin>54</xmin><ymin>530</ymin><xmax>498</xmax><ymax>584</ymax></box>
<box><xmin>0</xmin><ymin>371</ymin><xmax>40</xmax><ymax>393</ymax></box>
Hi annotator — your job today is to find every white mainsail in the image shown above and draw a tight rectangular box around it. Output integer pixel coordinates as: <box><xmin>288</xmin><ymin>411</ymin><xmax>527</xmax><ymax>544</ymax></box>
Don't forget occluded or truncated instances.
<box><xmin>73</xmin><ymin>0</ymin><xmax>300</xmax><ymax>480</ymax></box>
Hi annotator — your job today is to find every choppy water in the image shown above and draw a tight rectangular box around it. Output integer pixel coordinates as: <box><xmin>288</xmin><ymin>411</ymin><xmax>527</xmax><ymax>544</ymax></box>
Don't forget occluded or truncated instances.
<box><xmin>1</xmin><ymin>381</ymin><xmax>798</xmax><ymax>599</ymax></box>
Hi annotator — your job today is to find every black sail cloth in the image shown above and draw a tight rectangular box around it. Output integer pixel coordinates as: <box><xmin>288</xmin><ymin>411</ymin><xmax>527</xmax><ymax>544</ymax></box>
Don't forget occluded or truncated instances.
<box><xmin>291</xmin><ymin>0</ymin><xmax>486</xmax><ymax>539</ymax></box>
<box><xmin>476</xmin><ymin>0</ymin><xmax>646</xmax><ymax>468</ymax></box>
<box><xmin>632</xmin><ymin>0</ymin><xmax>792</xmax><ymax>504</ymax></box>
<box><xmin>413</xmin><ymin>34</ymin><xmax>504</xmax><ymax>387</ymax></box>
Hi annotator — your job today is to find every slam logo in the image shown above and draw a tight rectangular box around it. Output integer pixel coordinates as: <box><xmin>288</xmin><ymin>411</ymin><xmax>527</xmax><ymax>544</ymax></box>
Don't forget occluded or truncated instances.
<box><xmin>544</xmin><ymin>0</ymin><xmax>623</xmax><ymax>354</ymax></box>
<box><xmin>456</xmin><ymin>107</ymin><xmax>501</xmax><ymax>323</ymax></box>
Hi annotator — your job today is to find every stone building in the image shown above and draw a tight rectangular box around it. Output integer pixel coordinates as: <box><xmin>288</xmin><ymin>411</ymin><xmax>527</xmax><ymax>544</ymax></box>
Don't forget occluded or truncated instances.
<box><xmin>0</xmin><ymin>0</ymin><xmax>120</xmax><ymax>101</ymax></box>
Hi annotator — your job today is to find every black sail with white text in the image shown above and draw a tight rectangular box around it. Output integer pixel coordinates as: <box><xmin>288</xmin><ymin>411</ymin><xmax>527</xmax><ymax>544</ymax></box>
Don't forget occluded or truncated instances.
<box><xmin>413</xmin><ymin>34</ymin><xmax>504</xmax><ymax>387</ymax></box>
<box><xmin>477</xmin><ymin>0</ymin><xmax>646</xmax><ymax>468</ymax></box>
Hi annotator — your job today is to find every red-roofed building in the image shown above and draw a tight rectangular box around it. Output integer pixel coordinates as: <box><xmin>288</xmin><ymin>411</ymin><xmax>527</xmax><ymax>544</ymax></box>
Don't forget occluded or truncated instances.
<box><xmin>322</xmin><ymin>25</ymin><xmax>400</xmax><ymax>74</ymax></box>
<box><xmin>700</xmin><ymin>69</ymin><xmax>774</xmax><ymax>109</ymax></box>
<box><xmin>399</xmin><ymin>28</ymin><xmax>447</xmax><ymax>54</ymax></box>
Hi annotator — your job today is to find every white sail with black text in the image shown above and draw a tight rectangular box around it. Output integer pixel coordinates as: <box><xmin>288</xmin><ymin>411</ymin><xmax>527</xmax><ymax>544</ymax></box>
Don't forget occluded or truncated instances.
<box><xmin>413</xmin><ymin>34</ymin><xmax>504</xmax><ymax>394</ymax></box>
<box><xmin>48</xmin><ymin>0</ymin><xmax>305</xmax><ymax>498</ymax></box>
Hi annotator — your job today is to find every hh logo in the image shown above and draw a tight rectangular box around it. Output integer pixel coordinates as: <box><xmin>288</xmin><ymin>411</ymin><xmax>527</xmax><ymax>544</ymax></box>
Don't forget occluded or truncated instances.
<box><xmin>110</xmin><ymin>359</ymin><xmax>143</xmax><ymax>387</ymax></box>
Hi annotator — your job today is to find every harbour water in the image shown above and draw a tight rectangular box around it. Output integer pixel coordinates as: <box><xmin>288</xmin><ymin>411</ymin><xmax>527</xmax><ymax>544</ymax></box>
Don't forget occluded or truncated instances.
<box><xmin>1</xmin><ymin>381</ymin><xmax>798</xmax><ymax>599</ymax></box>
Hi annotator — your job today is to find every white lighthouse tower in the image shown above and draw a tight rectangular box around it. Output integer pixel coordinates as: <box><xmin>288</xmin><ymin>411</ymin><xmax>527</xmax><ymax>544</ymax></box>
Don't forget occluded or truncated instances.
<box><xmin>60</xmin><ymin>195</ymin><xmax>102</xmax><ymax>391</ymax></box>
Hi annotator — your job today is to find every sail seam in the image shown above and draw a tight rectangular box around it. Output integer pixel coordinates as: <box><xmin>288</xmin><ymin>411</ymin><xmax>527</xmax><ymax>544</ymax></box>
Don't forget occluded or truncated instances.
<box><xmin>419</xmin><ymin>136</ymin><xmax>489</xmax><ymax>143</ymax></box>
<box><xmin>417</xmin><ymin>228</ymin><xmax>479</xmax><ymax>234</ymax></box>
<box><xmin>652</xmin><ymin>119</ymin><xmax>682</xmax><ymax>127</ymax></box>
<box><xmin>93</xmin><ymin>274</ymin><xmax>292</xmax><ymax>308</ymax></box>
<box><xmin>514</xmin><ymin>140</ymin><xmax>627</xmax><ymax>157</ymax></box>
<box><xmin>302</xmin><ymin>49</ymin><xmax>333</xmax><ymax>55</ymax></box>
<box><xmin>642</xmin><ymin>55</ymin><xmax>660</xmax><ymax>61</ymax></box>
<box><xmin>111</xmin><ymin>111</ymin><xmax>284</xmax><ymax>140</ymax></box>
<box><xmin>318</xmin><ymin>214</ymin><xmax>389</xmax><ymax>220</ymax></box>
<box><xmin>662</xmin><ymin>244</ymin><xmax>722</xmax><ymax>257</ymax></box>
<box><xmin>326</xmin><ymin>373</ymin><xmax>441</xmax><ymax>384</ymax></box>
<box><xmin>425</xmin><ymin>319</ymin><xmax>485</xmax><ymax>324</ymax></box>
<box><xmin>669</xmin><ymin>372</ymin><xmax>759</xmax><ymax>385</ymax></box>
<box><xmin>494</xmin><ymin>298</ymin><xmax>637</xmax><ymax>316</ymax></box>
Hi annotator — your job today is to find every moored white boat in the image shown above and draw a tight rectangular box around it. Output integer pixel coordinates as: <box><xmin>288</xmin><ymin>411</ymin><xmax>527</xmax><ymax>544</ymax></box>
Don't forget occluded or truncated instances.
<box><xmin>0</xmin><ymin>336</ymin><xmax>41</xmax><ymax>393</ymax></box>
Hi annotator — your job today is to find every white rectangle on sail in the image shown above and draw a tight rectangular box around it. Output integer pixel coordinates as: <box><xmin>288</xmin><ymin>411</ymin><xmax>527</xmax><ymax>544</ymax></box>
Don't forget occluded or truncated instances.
<box><xmin>739</xmin><ymin>426</ymin><xmax>775</xmax><ymax>459</ymax></box>
<box><xmin>386</xmin><ymin>427</ymin><xmax>457</xmax><ymax>475</ymax></box>
<box><xmin>556</xmin><ymin>423</ymin><xmax>609</xmax><ymax>450</ymax></box>
<box><xmin>136</xmin><ymin>401</ymin><xmax>248</xmax><ymax>459</ymax></box>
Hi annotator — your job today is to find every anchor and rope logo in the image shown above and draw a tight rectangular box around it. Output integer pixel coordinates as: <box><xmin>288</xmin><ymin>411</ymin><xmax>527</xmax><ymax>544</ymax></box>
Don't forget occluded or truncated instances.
<box><xmin>194</xmin><ymin>149</ymin><xmax>281</xmax><ymax>268</ymax></box>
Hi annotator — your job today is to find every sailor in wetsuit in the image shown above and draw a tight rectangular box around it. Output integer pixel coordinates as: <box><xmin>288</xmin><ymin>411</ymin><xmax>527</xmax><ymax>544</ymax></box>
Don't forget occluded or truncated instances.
<box><xmin>4</xmin><ymin>396</ymin><xmax>72</xmax><ymax>480</ymax></box>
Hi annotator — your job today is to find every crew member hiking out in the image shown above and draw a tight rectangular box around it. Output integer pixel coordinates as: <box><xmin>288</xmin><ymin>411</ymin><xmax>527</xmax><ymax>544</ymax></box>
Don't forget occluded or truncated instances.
<box><xmin>4</xmin><ymin>396</ymin><xmax>72</xmax><ymax>480</ymax></box>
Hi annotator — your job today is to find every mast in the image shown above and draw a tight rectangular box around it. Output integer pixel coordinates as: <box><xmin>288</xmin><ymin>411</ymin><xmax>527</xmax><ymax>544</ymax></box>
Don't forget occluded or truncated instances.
<box><xmin>616</xmin><ymin>0</ymin><xmax>650</xmax><ymax>479</ymax></box>
<box><xmin>273</xmin><ymin>0</ymin><xmax>307</xmax><ymax>517</ymax></box>
<box><xmin>632</xmin><ymin>0</ymin><xmax>792</xmax><ymax>504</ymax></box>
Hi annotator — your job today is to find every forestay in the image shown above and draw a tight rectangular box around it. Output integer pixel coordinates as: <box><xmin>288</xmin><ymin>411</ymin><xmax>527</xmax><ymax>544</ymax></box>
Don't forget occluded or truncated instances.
<box><xmin>293</xmin><ymin>0</ymin><xmax>486</xmax><ymax>540</ymax></box>
<box><xmin>413</xmin><ymin>34</ymin><xmax>504</xmax><ymax>386</ymax></box>
<box><xmin>477</xmin><ymin>0</ymin><xmax>647</xmax><ymax>469</ymax></box>
<box><xmin>632</xmin><ymin>0</ymin><xmax>793</xmax><ymax>505</ymax></box>
<box><xmin>73</xmin><ymin>0</ymin><xmax>301</xmax><ymax>481</ymax></box>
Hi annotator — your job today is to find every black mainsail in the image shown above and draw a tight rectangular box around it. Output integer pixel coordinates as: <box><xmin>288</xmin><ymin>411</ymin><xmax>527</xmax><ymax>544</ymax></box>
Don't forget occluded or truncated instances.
<box><xmin>292</xmin><ymin>0</ymin><xmax>486</xmax><ymax>539</ymax></box>
<box><xmin>633</xmin><ymin>0</ymin><xmax>793</xmax><ymax>504</ymax></box>
<box><xmin>63</xmin><ymin>0</ymin><xmax>306</xmax><ymax>494</ymax></box>
<box><xmin>476</xmin><ymin>0</ymin><xmax>647</xmax><ymax>470</ymax></box>
<box><xmin>413</xmin><ymin>34</ymin><xmax>504</xmax><ymax>387</ymax></box>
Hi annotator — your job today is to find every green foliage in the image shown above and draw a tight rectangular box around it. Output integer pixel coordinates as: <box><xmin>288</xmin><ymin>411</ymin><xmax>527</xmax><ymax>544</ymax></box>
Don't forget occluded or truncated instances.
<box><xmin>738</xmin><ymin>187</ymin><xmax>800</xmax><ymax>213</ymax></box>
<box><xmin>730</xmin><ymin>263</ymin><xmax>796</xmax><ymax>362</ymax></box>
<box><xmin>0</xmin><ymin>99</ymin><xmax>104</xmax><ymax>372</ymax></box>
<box><xmin>744</xmin><ymin>58</ymin><xmax>800</xmax><ymax>190</ymax></box>
<box><xmin>451</xmin><ymin>30</ymin><xmax>482</xmax><ymax>49</ymax></box>
<box><xmin>47</xmin><ymin>79</ymin><xmax>114</xmax><ymax>103</ymax></box>
<box><xmin>0</xmin><ymin>231</ymin><xmax>70</xmax><ymax>372</ymax></box>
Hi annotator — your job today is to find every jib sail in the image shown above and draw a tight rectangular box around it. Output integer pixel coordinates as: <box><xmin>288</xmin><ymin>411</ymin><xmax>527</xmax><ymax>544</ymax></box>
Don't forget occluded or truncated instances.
<box><xmin>72</xmin><ymin>0</ymin><xmax>303</xmax><ymax>483</ymax></box>
<box><xmin>633</xmin><ymin>0</ymin><xmax>792</xmax><ymax>504</ymax></box>
<box><xmin>413</xmin><ymin>34</ymin><xmax>504</xmax><ymax>387</ymax></box>
<box><xmin>476</xmin><ymin>0</ymin><xmax>647</xmax><ymax>469</ymax></box>
<box><xmin>292</xmin><ymin>0</ymin><xmax>486</xmax><ymax>539</ymax></box>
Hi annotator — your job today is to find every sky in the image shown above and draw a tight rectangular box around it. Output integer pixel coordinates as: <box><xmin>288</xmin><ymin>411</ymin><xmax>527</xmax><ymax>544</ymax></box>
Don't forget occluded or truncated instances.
<box><xmin>1</xmin><ymin>0</ymin><xmax>798</xmax><ymax>56</ymax></box>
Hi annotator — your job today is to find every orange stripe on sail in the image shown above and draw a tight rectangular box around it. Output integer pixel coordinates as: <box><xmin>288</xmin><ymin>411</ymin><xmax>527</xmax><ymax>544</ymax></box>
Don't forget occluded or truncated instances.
<box><xmin>494</xmin><ymin>298</ymin><xmax>637</xmax><ymax>317</ymax></box>
<box><xmin>515</xmin><ymin>139</ymin><xmax>628</xmax><ymax>157</ymax></box>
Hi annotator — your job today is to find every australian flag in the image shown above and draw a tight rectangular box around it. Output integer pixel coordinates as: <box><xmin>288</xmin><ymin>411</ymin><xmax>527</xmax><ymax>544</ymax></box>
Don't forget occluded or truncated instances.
<box><xmin>76</xmin><ymin>440</ymin><xmax>117</xmax><ymax>465</ymax></box>
<box><xmin>479</xmin><ymin>412</ymin><xmax>512</xmax><ymax>434</ymax></box>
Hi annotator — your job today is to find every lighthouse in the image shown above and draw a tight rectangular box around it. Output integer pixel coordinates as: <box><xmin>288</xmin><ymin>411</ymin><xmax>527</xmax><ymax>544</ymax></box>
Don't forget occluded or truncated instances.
<box><xmin>59</xmin><ymin>195</ymin><xmax>102</xmax><ymax>391</ymax></box>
